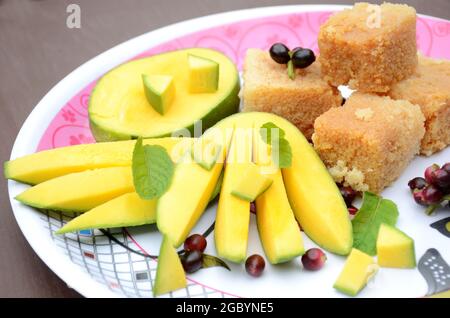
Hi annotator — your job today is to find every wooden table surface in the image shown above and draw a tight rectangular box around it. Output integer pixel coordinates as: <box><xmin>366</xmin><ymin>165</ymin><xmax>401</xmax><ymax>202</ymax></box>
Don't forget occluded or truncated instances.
<box><xmin>0</xmin><ymin>0</ymin><xmax>448</xmax><ymax>298</ymax></box>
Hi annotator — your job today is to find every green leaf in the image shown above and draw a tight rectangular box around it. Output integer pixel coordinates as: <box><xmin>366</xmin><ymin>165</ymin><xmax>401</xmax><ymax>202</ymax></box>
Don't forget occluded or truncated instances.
<box><xmin>132</xmin><ymin>138</ymin><xmax>174</xmax><ymax>200</ymax></box>
<box><xmin>275</xmin><ymin>138</ymin><xmax>292</xmax><ymax>168</ymax></box>
<box><xmin>259</xmin><ymin>122</ymin><xmax>292</xmax><ymax>168</ymax></box>
<box><xmin>352</xmin><ymin>192</ymin><xmax>399</xmax><ymax>256</ymax></box>
<box><xmin>202</xmin><ymin>254</ymin><xmax>231</xmax><ymax>271</ymax></box>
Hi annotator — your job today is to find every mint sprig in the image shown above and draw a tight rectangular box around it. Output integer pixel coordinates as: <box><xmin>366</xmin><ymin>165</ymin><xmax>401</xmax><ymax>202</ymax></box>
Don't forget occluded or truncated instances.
<box><xmin>260</xmin><ymin>122</ymin><xmax>292</xmax><ymax>168</ymax></box>
<box><xmin>132</xmin><ymin>138</ymin><xmax>174</xmax><ymax>200</ymax></box>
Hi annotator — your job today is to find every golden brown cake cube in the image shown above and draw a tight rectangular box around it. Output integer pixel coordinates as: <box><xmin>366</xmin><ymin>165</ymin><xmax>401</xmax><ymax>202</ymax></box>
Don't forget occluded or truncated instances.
<box><xmin>318</xmin><ymin>2</ymin><xmax>417</xmax><ymax>93</ymax></box>
<box><xmin>312</xmin><ymin>93</ymin><xmax>425</xmax><ymax>193</ymax></box>
<box><xmin>242</xmin><ymin>48</ymin><xmax>342</xmax><ymax>139</ymax></box>
<box><xmin>389</xmin><ymin>56</ymin><xmax>450</xmax><ymax>156</ymax></box>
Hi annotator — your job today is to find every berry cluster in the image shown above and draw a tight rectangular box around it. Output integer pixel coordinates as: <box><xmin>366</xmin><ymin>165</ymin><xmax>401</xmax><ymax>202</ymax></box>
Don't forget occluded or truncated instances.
<box><xmin>269</xmin><ymin>43</ymin><xmax>316</xmax><ymax>80</ymax></box>
<box><xmin>408</xmin><ymin>163</ymin><xmax>450</xmax><ymax>214</ymax></box>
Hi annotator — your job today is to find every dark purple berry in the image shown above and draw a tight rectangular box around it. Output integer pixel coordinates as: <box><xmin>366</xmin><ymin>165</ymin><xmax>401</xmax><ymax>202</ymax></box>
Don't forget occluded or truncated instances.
<box><xmin>269</xmin><ymin>43</ymin><xmax>290</xmax><ymax>64</ymax></box>
<box><xmin>245</xmin><ymin>254</ymin><xmax>265</xmax><ymax>277</ymax></box>
<box><xmin>348</xmin><ymin>206</ymin><xmax>358</xmax><ymax>216</ymax></box>
<box><xmin>442</xmin><ymin>163</ymin><xmax>450</xmax><ymax>174</ymax></box>
<box><xmin>291</xmin><ymin>48</ymin><xmax>316</xmax><ymax>68</ymax></box>
<box><xmin>250</xmin><ymin>202</ymin><xmax>256</xmax><ymax>214</ymax></box>
<box><xmin>413</xmin><ymin>189</ymin><xmax>428</xmax><ymax>206</ymax></box>
<box><xmin>301</xmin><ymin>248</ymin><xmax>327</xmax><ymax>271</ymax></box>
<box><xmin>424</xmin><ymin>164</ymin><xmax>439</xmax><ymax>184</ymax></box>
<box><xmin>408</xmin><ymin>177</ymin><xmax>427</xmax><ymax>191</ymax></box>
<box><xmin>430</xmin><ymin>169</ymin><xmax>450</xmax><ymax>190</ymax></box>
<box><xmin>340</xmin><ymin>186</ymin><xmax>358</xmax><ymax>206</ymax></box>
<box><xmin>181</xmin><ymin>250</ymin><xmax>203</xmax><ymax>274</ymax></box>
<box><xmin>422</xmin><ymin>184</ymin><xmax>443</xmax><ymax>204</ymax></box>
<box><xmin>184</xmin><ymin>234</ymin><xmax>207</xmax><ymax>253</ymax></box>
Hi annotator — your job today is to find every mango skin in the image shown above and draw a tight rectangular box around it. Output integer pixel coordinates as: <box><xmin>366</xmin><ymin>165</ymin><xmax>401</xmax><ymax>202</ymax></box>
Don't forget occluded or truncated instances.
<box><xmin>89</xmin><ymin>48</ymin><xmax>240</xmax><ymax>141</ymax></box>
<box><xmin>214</xmin><ymin>112</ymin><xmax>353</xmax><ymax>256</ymax></box>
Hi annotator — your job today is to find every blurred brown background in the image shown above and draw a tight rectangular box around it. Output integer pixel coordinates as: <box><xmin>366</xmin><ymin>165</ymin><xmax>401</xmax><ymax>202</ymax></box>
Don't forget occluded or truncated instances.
<box><xmin>0</xmin><ymin>0</ymin><xmax>448</xmax><ymax>298</ymax></box>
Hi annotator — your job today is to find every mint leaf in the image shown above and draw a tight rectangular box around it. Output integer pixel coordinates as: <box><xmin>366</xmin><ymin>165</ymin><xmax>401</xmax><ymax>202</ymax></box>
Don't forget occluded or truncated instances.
<box><xmin>259</xmin><ymin>122</ymin><xmax>291</xmax><ymax>168</ymax></box>
<box><xmin>352</xmin><ymin>192</ymin><xmax>399</xmax><ymax>256</ymax></box>
<box><xmin>276</xmin><ymin>138</ymin><xmax>292</xmax><ymax>168</ymax></box>
<box><xmin>202</xmin><ymin>254</ymin><xmax>230</xmax><ymax>271</ymax></box>
<box><xmin>132</xmin><ymin>138</ymin><xmax>174</xmax><ymax>200</ymax></box>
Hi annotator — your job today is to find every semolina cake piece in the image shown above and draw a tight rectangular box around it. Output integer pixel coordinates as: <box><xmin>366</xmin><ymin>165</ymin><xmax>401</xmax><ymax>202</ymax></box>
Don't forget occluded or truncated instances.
<box><xmin>312</xmin><ymin>93</ymin><xmax>425</xmax><ymax>193</ymax></box>
<box><xmin>389</xmin><ymin>55</ymin><xmax>450</xmax><ymax>156</ymax></box>
<box><xmin>318</xmin><ymin>2</ymin><xmax>417</xmax><ymax>93</ymax></box>
<box><xmin>242</xmin><ymin>48</ymin><xmax>342</xmax><ymax>140</ymax></box>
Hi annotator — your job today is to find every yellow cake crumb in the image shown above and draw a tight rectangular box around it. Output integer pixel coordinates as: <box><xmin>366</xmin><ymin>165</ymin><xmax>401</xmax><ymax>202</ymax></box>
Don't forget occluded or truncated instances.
<box><xmin>313</xmin><ymin>93</ymin><xmax>425</xmax><ymax>193</ymax></box>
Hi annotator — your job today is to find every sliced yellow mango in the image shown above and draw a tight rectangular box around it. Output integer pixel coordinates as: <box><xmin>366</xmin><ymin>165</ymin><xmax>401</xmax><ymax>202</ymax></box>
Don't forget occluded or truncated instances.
<box><xmin>142</xmin><ymin>74</ymin><xmax>175</xmax><ymax>115</ymax></box>
<box><xmin>253</xmin><ymin>128</ymin><xmax>305</xmax><ymax>264</ymax></box>
<box><xmin>4</xmin><ymin>137</ymin><xmax>191</xmax><ymax>185</ymax></box>
<box><xmin>230</xmin><ymin>162</ymin><xmax>273</xmax><ymax>202</ymax></box>
<box><xmin>334</xmin><ymin>248</ymin><xmax>378</xmax><ymax>297</ymax></box>
<box><xmin>56</xmin><ymin>193</ymin><xmax>156</xmax><ymax>234</ymax></box>
<box><xmin>15</xmin><ymin>167</ymin><xmax>134</xmax><ymax>212</ymax></box>
<box><xmin>377</xmin><ymin>224</ymin><xmax>416</xmax><ymax>268</ymax></box>
<box><xmin>188</xmin><ymin>54</ymin><xmax>219</xmax><ymax>93</ymax></box>
<box><xmin>214</xmin><ymin>112</ymin><xmax>353</xmax><ymax>256</ymax></box>
<box><xmin>153</xmin><ymin>235</ymin><xmax>187</xmax><ymax>296</ymax></box>
<box><xmin>157</xmin><ymin>127</ymin><xmax>233</xmax><ymax>247</ymax></box>
<box><xmin>215</xmin><ymin>126</ymin><xmax>253</xmax><ymax>263</ymax></box>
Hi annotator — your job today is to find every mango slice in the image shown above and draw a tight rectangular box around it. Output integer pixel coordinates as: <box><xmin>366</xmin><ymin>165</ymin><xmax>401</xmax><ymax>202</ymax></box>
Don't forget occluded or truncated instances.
<box><xmin>153</xmin><ymin>235</ymin><xmax>187</xmax><ymax>296</ymax></box>
<box><xmin>157</xmin><ymin>127</ymin><xmax>233</xmax><ymax>247</ymax></box>
<box><xmin>334</xmin><ymin>248</ymin><xmax>378</xmax><ymax>296</ymax></box>
<box><xmin>253</xmin><ymin>128</ymin><xmax>305</xmax><ymax>264</ymax></box>
<box><xmin>214</xmin><ymin>112</ymin><xmax>353</xmax><ymax>256</ymax></box>
<box><xmin>188</xmin><ymin>54</ymin><xmax>219</xmax><ymax>93</ymax></box>
<box><xmin>142</xmin><ymin>74</ymin><xmax>175</xmax><ymax>115</ymax></box>
<box><xmin>230</xmin><ymin>163</ymin><xmax>273</xmax><ymax>202</ymax></box>
<box><xmin>56</xmin><ymin>193</ymin><xmax>156</xmax><ymax>234</ymax></box>
<box><xmin>214</xmin><ymin>127</ymin><xmax>253</xmax><ymax>263</ymax></box>
<box><xmin>15</xmin><ymin>167</ymin><xmax>134</xmax><ymax>212</ymax></box>
<box><xmin>376</xmin><ymin>224</ymin><xmax>416</xmax><ymax>268</ymax></box>
<box><xmin>4</xmin><ymin>137</ymin><xmax>190</xmax><ymax>185</ymax></box>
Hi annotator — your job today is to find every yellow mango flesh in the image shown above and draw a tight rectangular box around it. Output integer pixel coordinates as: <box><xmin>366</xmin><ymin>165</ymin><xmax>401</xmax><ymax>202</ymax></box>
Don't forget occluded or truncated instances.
<box><xmin>377</xmin><ymin>224</ymin><xmax>416</xmax><ymax>268</ymax></box>
<box><xmin>89</xmin><ymin>48</ymin><xmax>239</xmax><ymax>139</ymax></box>
<box><xmin>214</xmin><ymin>112</ymin><xmax>353</xmax><ymax>256</ymax></box>
<box><xmin>334</xmin><ymin>248</ymin><xmax>378</xmax><ymax>296</ymax></box>
<box><xmin>230</xmin><ymin>163</ymin><xmax>273</xmax><ymax>202</ymax></box>
<box><xmin>56</xmin><ymin>193</ymin><xmax>156</xmax><ymax>234</ymax></box>
<box><xmin>153</xmin><ymin>235</ymin><xmax>187</xmax><ymax>296</ymax></box>
<box><xmin>4</xmin><ymin>137</ymin><xmax>191</xmax><ymax>185</ymax></box>
<box><xmin>157</xmin><ymin>128</ymin><xmax>233</xmax><ymax>248</ymax></box>
<box><xmin>253</xmin><ymin>128</ymin><xmax>305</xmax><ymax>264</ymax></box>
<box><xmin>215</xmin><ymin>127</ymin><xmax>253</xmax><ymax>263</ymax></box>
<box><xmin>16</xmin><ymin>167</ymin><xmax>135</xmax><ymax>212</ymax></box>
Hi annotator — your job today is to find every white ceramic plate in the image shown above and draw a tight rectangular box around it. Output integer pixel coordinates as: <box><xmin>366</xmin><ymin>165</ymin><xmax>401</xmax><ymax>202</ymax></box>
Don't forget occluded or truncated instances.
<box><xmin>7</xmin><ymin>5</ymin><xmax>450</xmax><ymax>298</ymax></box>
